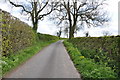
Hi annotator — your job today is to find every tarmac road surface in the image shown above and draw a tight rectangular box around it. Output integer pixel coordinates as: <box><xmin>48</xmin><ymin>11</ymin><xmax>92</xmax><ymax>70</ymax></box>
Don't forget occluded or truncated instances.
<box><xmin>3</xmin><ymin>41</ymin><xmax>81</xmax><ymax>79</ymax></box>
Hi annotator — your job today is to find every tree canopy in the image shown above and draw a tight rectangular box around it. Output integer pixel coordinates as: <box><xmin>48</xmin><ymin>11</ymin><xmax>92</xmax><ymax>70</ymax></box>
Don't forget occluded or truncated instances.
<box><xmin>8</xmin><ymin>0</ymin><xmax>58</xmax><ymax>32</ymax></box>
<box><xmin>51</xmin><ymin>0</ymin><xmax>109</xmax><ymax>39</ymax></box>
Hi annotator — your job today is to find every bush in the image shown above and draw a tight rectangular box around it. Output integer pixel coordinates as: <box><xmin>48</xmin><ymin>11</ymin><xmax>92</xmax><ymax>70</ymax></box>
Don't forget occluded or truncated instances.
<box><xmin>68</xmin><ymin>37</ymin><xmax>120</xmax><ymax>77</ymax></box>
<box><xmin>1</xmin><ymin>10</ymin><xmax>36</xmax><ymax>56</ymax></box>
<box><xmin>37</xmin><ymin>33</ymin><xmax>59</xmax><ymax>41</ymax></box>
<box><xmin>63</xmin><ymin>40</ymin><xmax>117</xmax><ymax>80</ymax></box>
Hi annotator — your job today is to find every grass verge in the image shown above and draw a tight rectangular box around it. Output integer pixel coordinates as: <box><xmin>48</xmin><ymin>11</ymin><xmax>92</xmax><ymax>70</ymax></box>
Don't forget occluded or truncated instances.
<box><xmin>63</xmin><ymin>40</ymin><xmax>117</xmax><ymax>80</ymax></box>
<box><xmin>1</xmin><ymin>40</ymin><xmax>57</xmax><ymax>77</ymax></box>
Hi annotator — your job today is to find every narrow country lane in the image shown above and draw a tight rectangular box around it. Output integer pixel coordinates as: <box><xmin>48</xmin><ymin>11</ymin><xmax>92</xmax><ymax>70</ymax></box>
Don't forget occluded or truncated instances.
<box><xmin>3</xmin><ymin>41</ymin><xmax>81</xmax><ymax>79</ymax></box>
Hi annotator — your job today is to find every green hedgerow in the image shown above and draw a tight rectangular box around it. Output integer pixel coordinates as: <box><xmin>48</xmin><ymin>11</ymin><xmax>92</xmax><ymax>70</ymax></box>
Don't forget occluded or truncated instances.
<box><xmin>63</xmin><ymin>40</ymin><xmax>117</xmax><ymax>80</ymax></box>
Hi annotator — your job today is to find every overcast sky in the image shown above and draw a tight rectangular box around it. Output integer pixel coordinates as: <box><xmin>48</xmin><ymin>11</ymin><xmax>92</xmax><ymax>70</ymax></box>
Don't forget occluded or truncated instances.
<box><xmin>0</xmin><ymin>0</ymin><xmax>119</xmax><ymax>37</ymax></box>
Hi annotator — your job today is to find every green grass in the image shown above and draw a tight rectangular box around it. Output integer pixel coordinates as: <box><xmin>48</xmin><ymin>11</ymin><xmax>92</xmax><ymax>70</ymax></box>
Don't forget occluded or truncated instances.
<box><xmin>63</xmin><ymin>40</ymin><xmax>117</xmax><ymax>80</ymax></box>
<box><xmin>67</xmin><ymin>36</ymin><xmax>120</xmax><ymax>78</ymax></box>
<box><xmin>1</xmin><ymin>40</ymin><xmax>57</xmax><ymax>77</ymax></box>
<box><xmin>1</xmin><ymin>10</ymin><xmax>60</xmax><ymax>78</ymax></box>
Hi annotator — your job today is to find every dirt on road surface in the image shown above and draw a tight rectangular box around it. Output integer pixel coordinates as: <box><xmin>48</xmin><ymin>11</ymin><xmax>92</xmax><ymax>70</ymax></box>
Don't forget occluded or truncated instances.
<box><xmin>3</xmin><ymin>41</ymin><xmax>81</xmax><ymax>79</ymax></box>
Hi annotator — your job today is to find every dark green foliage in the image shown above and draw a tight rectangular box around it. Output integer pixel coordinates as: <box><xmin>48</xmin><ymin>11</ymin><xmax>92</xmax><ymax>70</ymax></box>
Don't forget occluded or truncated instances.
<box><xmin>63</xmin><ymin>41</ymin><xmax>117</xmax><ymax>80</ymax></box>
<box><xmin>67</xmin><ymin>36</ymin><xmax>120</xmax><ymax>78</ymax></box>
<box><xmin>1</xmin><ymin>10</ymin><xmax>36</xmax><ymax>56</ymax></box>
<box><xmin>37</xmin><ymin>33</ymin><xmax>59</xmax><ymax>41</ymax></box>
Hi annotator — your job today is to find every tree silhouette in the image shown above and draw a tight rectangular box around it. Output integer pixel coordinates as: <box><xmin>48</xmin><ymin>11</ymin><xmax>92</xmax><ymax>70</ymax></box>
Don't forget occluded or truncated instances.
<box><xmin>102</xmin><ymin>31</ymin><xmax>112</xmax><ymax>36</ymax></box>
<box><xmin>8</xmin><ymin>0</ymin><xmax>58</xmax><ymax>32</ymax></box>
<box><xmin>51</xmin><ymin>0</ymin><xmax>109</xmax><ymax>39</ymax></box>
<box><xmin>57</xmin><ymin>27</ymin><xmax>62</xmax><ymax>38</ymax></box>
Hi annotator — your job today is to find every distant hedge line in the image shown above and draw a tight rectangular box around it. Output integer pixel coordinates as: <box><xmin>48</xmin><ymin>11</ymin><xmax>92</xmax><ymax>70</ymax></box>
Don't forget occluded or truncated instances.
<box><xmin>0</xmin><ymin>10</ymin><xmax>36</xmax><ymax>56</ymax></box>
<box><xmin>37</xmin><ymin>33</ymin><xmax>59</xmax><ymax>41</ymax></box>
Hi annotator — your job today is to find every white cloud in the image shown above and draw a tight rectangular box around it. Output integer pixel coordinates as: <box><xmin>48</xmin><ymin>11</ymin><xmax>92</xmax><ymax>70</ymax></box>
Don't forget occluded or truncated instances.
<box><xmin>37</xmin><ymin>17</ymin><xmax>58</xmax><ymax>35</ymax></box>
<box><xmin>0</xmin><ymin>0</ymin><xmax>119</xmax><ymax>37</ymax></box>
<box><xmin>0</xmin><ymin>1</ymin><xmax>11</xmax><ymax>12</ymax></box>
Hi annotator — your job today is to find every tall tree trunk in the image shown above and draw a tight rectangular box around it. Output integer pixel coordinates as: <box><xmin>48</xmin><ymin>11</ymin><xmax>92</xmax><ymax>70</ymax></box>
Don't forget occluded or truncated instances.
<box><xmin>33</xmin><ymin>21</ymin><xmax>38</xmax><ymax>32</ymax></box>
<box><xmin>67</xmin><ymin>2</ymin><xmax>74</xmax><ymax>39</ymax></box>
<box><xmin>68</xmin><ymin>1</ymin><xmax>78</xmax><ymax>39</ymax></box>
<box><xmin>69</xmin><ymin>1</ymin><xmax>77</xmax><ymax>39</ymax></box>
<box><xmin>32</xmin><ymin>2</ymin><xmax>38</xmax><ymax>32</ymax></box>
<box><xmin>69</xmin><ymin>26</ymin><xmax>74</xmax><ymax>39</ymax></box>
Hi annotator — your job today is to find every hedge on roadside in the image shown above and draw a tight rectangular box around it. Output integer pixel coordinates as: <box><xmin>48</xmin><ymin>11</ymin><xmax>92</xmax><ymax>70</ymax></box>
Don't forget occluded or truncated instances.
<box><xmin>63</xmin><ymin>40</ymin><xmax>117</xmax><ymax>80</ymax></box>
<box><xmin>68</xmin><ymin>37</ymin><xmax>120</xmax><ymax>78</ymax></box>
<box><xmin>1</xmin><ymin>9</ymin><xmax>36</xmax><ymax>56</ymax></box>
<box><xmin>0</xmin><ymin>9</ymin><xmax>60</xmax><ymax>77</ymax></box>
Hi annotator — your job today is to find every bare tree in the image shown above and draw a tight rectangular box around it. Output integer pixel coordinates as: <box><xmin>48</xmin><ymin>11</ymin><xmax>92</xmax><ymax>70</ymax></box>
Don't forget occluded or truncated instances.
<box><xmin>84</xmin><ymin>31</ymin><xmax>90</xmax><ymax>37</ymax></box>
<box><xmin>57</xmin><ymin>27</ymin><xmax>62</xmax><ymax>38</ymax></box>
<box><xmin>102</xmin><ymin>31</ymin><xmax>112</xmax><ymax>36</ymax></box>
<box><xmin>64</xmin><ymin>27</ymin><xmax>69</xmax><ymax>38</ymax></box>
<box><xmin>51</xmin><ymin>0</ymin><xmax>109</xmax><ymax>39</ymax></box>
<box><xmin>8</xmin><ymin>0</ymin><xmax>58</xmax><ymax>32</ymax></box>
